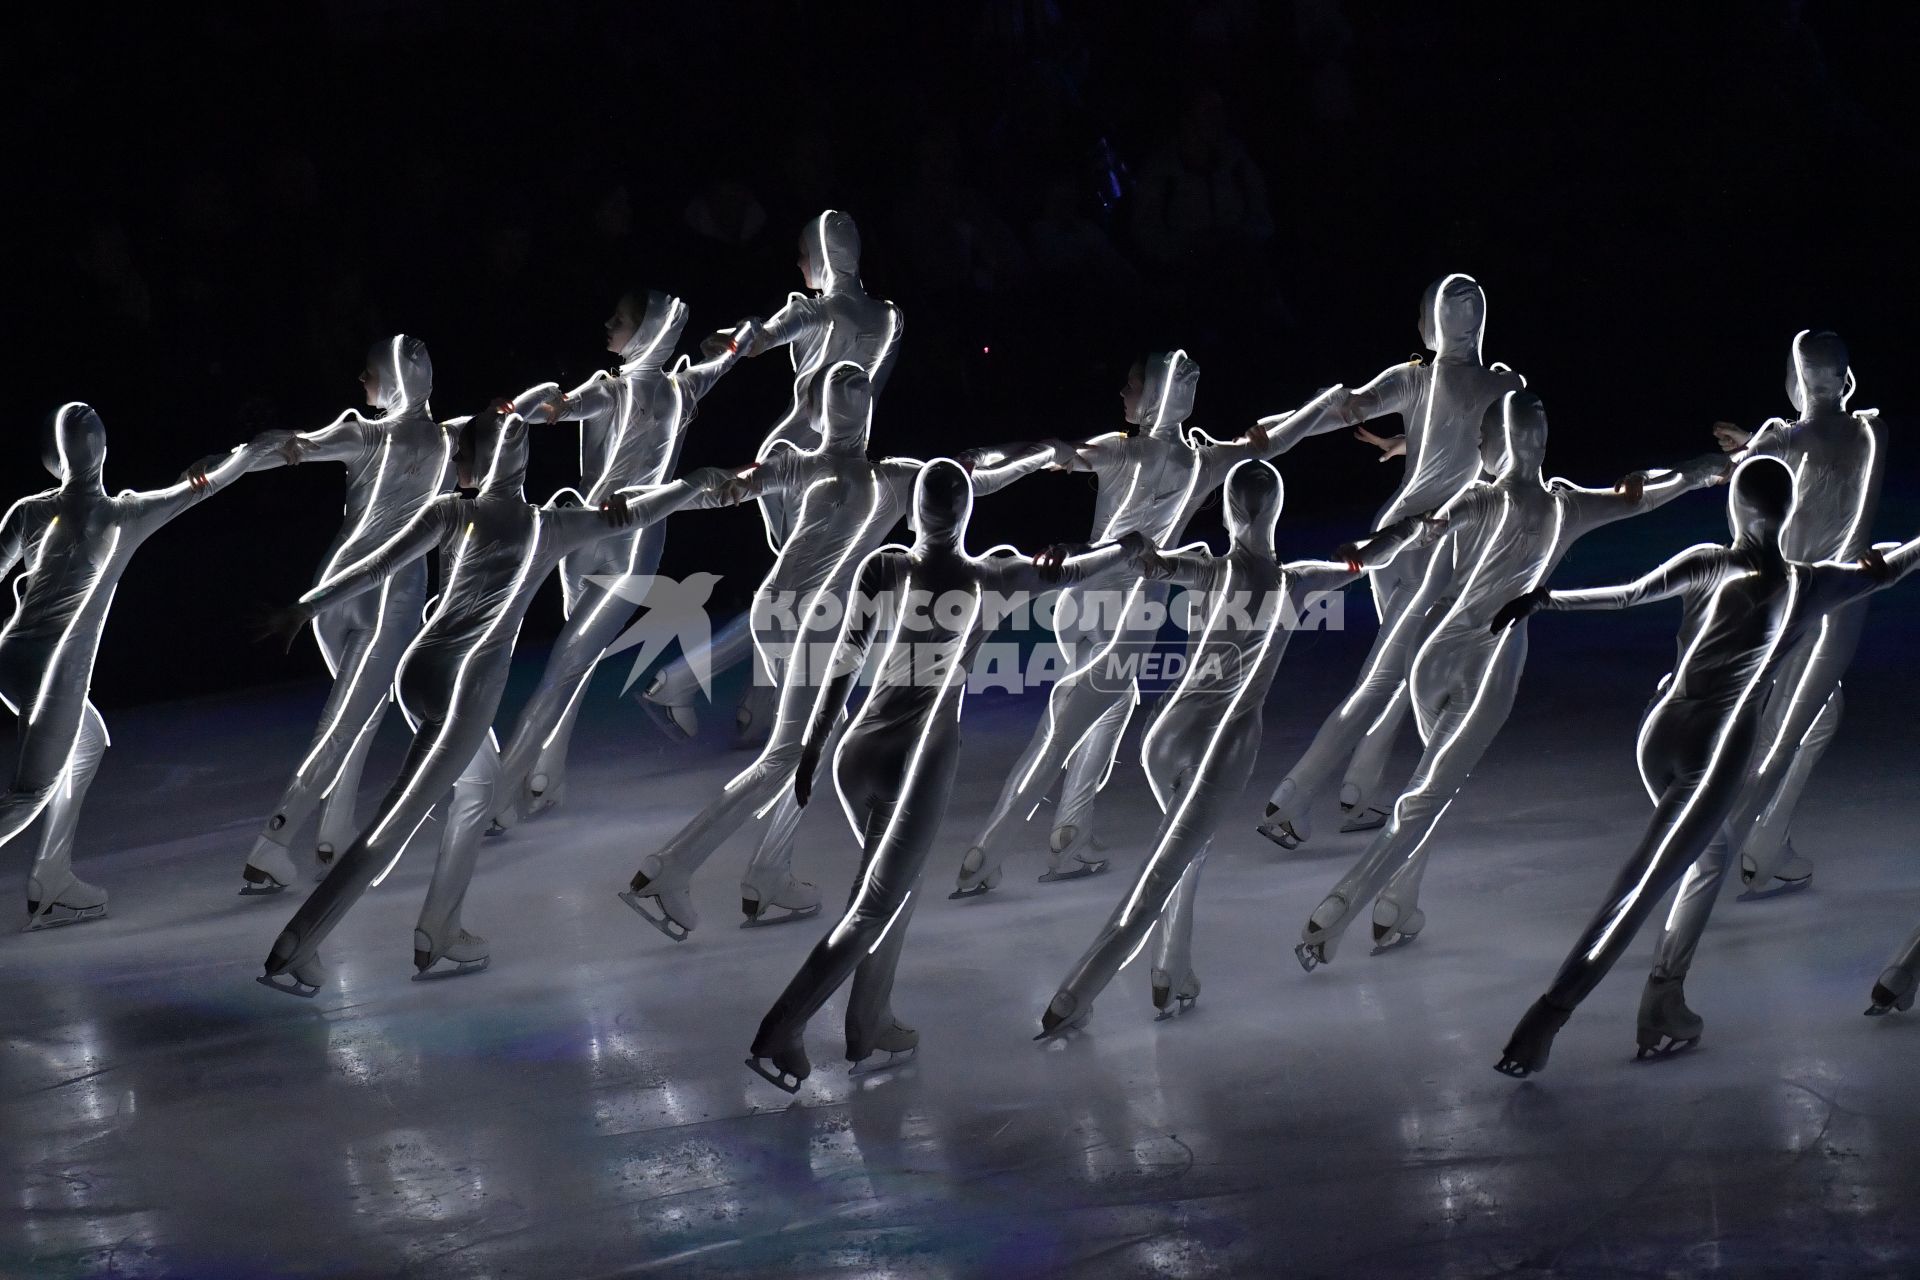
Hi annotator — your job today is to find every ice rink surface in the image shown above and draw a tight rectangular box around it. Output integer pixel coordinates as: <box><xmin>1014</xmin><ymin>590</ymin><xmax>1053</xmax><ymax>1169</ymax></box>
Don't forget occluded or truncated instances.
<box><xmin>5</xmin><ymin>530</ymin><xmax>1919</xmax><ymax>1279</ymax></box>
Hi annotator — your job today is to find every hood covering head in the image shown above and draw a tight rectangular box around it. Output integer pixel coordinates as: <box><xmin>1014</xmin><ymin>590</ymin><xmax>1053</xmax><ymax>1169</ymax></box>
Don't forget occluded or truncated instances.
<box><xmin>1224</xmin><ymin>458</ymin><xmax>1282</xmax><ymax>551</ymax></box>
<box><xmin>1140</xmin><ymin>349</ymin><xmax>1200</xmax><ymax>440</ymax></box>
<box><xmin>1727</xmin><ymin>455</ymin><xmax>1795</xmax><ymax>547</ymax></box>
<box><xmin>1786</xmin><ymin>329</ymin><xmax>1854</xmax><ymax>415</ymax></box>
<box><xmin>803</xmin><ymin>210</ymin><xmax>862</xmax><ymax>293</ymax></box>
<box><xmin>619</xmin><ymin>290</ymin><xmax>690</xmax><ymax>370</ymax></box>
<box><xmin>1494</xmin><ymin>390</ymin><xmax>1549</xmax><ymax>477</ymax></box>
<box><xmin>43</xmin><ymin>402</ymin><xmax>107</xmax><ymax>485</ymax></box>
<box><xmin>1417</xmin><ymin>273</ymin><xmax>1487</xmax><ymax>361</ymax></box>
<box><xmin>818</xmin><ymin>361</ymin><xmax>873</xmax><ymax>453</ymax></box>
<box><xmin>459</xmin><ymin>401</ymin><xmax>529</xmax><ymax>499</ymax></box>
<box><xmin>911</xmin><ymin>458</ymin><xmax>973</xmax><ymax>549</ymax></box>
<box><xmin>368</xmin><ymin>334</ymin><xmax>434</xmax><ymax>418</ymax></box>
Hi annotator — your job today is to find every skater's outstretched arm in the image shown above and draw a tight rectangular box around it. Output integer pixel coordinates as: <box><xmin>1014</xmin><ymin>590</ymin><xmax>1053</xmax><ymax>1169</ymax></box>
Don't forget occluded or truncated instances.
<box><xmin>295</xmin><ymin>495</ymin><xmax>461</xmax><ymax>617</ymax></box>
<box><xmin>1249</xmin><ymin>361</ymin><xmax>1423</xmax><ymax>463</ymax></box>
<box><xmin>1806</xmin><ymin>535</ymin><xmax>1920</xmax><ymax>613</ymax></box>
<box><xmin>577</xmin><ymin>468</ymin><xmax>732</xmax><ymax>552</ymax></box>
<box><xmin>735</xmin><ymin>292</ymin><xmax>825</xmax><ymax>360</ymax></box>
<box><xmin>124</xmin><ymin>431</ymin><xmax>294</xmax><ymax>532</ymax></box>
<box><xmin>673</xmin><ymin>323</ymin><xmax>753</xmax><ymax>403</ymax></box>
<box><xmin>1285</xmin><ymin>513</ymin><xmax>1440</xmax><ymax>595</ymax></box>
<box><xmin>1492</xmin><ymin>544</ymin><xmax>1726</xmax><ymax>631</ymax></box>
<box><xmin>1556</xmin><ymin>451</ymin><xmax>1728</xmax><ymax>536</ymax></box>
<box><xmin>956</xmin><ymin>440</ymin><xmax>1073</xmax><ymax>495</ymax></box>
<box><xmin>983</xmin><ymin>531</ymin><xmax>1151</xmax><ymax>596</ymax></box>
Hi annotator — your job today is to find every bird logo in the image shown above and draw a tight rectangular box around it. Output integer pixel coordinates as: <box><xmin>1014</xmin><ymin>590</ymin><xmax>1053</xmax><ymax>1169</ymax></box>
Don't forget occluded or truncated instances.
<box><xmin>587</xmin><ymin>571</ymin><xmax>725</xmax><ymax>696</ymax></box>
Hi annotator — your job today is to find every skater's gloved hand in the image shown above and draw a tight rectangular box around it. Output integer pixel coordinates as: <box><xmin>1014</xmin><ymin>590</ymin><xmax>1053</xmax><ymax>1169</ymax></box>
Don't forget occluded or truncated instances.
<box><xmin>182</xmin><ymin>453</ymin><xmax>228</xmax><ymax>492</ymax></box>
<box><xmin>1046</xmin><ymin>438</ymin><xmax>1079</xmax><ymax>470</ymax></box>
<box><xmin>254</xmin><ymin>604</ymin><xmax>314</xmax><ymax>653</ymax></box>
<box><xmin>1490</xmin><ymin>587</ymin><xmax>1549</xmax><ymax>633</ymax></box>
<box><xmin>1034</xmin><ymin>543</ymin><xmax>1072</xmax><ymax>583</ymax></box>
<box><xmin>1241</xmin><ymin>420</ymin><xmax>1270</xmax><ymax>454</ymax></box>
<box><xmin>684</xmin><ymin>466</ymin><xmax>741</xmax><ymax>502</ymax></box>
<box><xmin>600</xmin><ymin>493</ymin><xmax>633</xmax><ymax>527</ymax></box>
<box><xmin>1859</xmin><ymin>546</ymin><xmax>1893</xmax><ymax>582</ymax></box>
<box><xmin>1711</xmin><ymin>421</ymin><xmax>1750</xmax><ymax>453</ymax></box>
<box><xmin>535</xmin><ymin>390</ymin><xmax>568</xmax><ymax>423</ymax></box>
<box><xmin>1116</xmin><ymin>529</ymin><xmax>1160</xmax><ymax>573</ymax></box>
<box><xmin>1614</xmin><ymin>471</ymin><xmax>1648</xmax><ymax>504</ymax></box>
<box><xmin>1355</xmin><ymin>425</ymin><xmax>1407</xmax><ymax>460</ymax></box>
<box><xmin>260</xmin><ymin>430</ymin><xmax>306</xmax><ymax>466</ymax></box>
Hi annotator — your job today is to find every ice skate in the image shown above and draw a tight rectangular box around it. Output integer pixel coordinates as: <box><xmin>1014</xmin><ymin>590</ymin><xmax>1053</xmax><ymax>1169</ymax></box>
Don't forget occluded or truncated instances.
<box><xmin>744</xmin><ymin>1033</ymin><xmax>811</xmax><ymax>1094</ymax></box>
<box><xmin>314</xmin><ymin>842</ymin><xmax>337</xmax><ymax>871</ymax></box>
<box><xmin>739</xmin><ymin>869</ymin><xmax>821</xmax><ymax>928</ymax></box>
<box><xmin>240</xmin><ymin>841</ymin><xmax>299</xmax><ymax>896</ymax></box>
<box><xmin>635</xmin><ymin>674</ymin><xmax>698</xmax><ymax>741</ymax></box>
<box><xmin>1037</xmin><ymin>824</ymin><xmax>1108</xmax><ymax>883</ymax></box>
<box><xmin>1256</xmin><ymin>783</ymin><xmax>1312</xmax><ymax>849</ymax></box>
<box><xmin>1339</xmin><ymin>804</ymin><xmax>1391</xmax><ymax>834</ymax></box>
<box><xmin>258</xmin><ymin>931</ymin><xmax>330</xmax><ymax>999</ymax></box>
<box><xmin>1294</xmin><ymin>894</ymin><xmax>1352</xmax><ymax>971</ymax></box>
<box><xmin>1034</xmin><ymin>990</ymin><xmax>1092</xmax><ymax>1041</ymax></box>
<box><xmin>620</xmin><ymin>854</ymin><xmax>698</xmax><ymax>941</ymax></box>
<box><xmin>848</xmin><ymin>1020</ymin><xmax>919</xmax><ymax>1077</ymax></box>
<box><xmin>25</xmin><ymin>872</ymin><xmax>109</xmax><ymax>931</ymax></box>
<box><xmin>1736</xmin><ymin>844</ymin><xmax>1814</xmax><ymax>901</ymax></box>
<box><xmin>487</xmin><ymin>806</ymin><xmax>518</xmax><ymax>835</ymax></box>
<box><xmin>1635</xmin><ymin>974</ymin><xmax>1703</xmax><ymax>1058</ymax></box>
<box><xmin>950</xmin><ymin>846</ymin><xmax>1003</xmax><ymax>899</ymax></box>
<box><xmin>519</xmin><ymin>770</ymin><xmax>565</xmax><ymax>820</ymax></box>
<box><xmin>1369</xmin><ymin>898</ymin><xmax>1426</xmax><ymax>954</ymax></box>
<box><xmin>1494</xmin><ymin>996</ymin><xmax>1573</xmax><ymax>1077</ymax></box>
<box><xmin>412</xmin><ymin>926</ymin><xmax>491</xmax><ymax>980</ymax></box>
<box><xmin>1150</xmin><ymin>967</ymin><xmax>1201</xmax><ymax>1021</ymax></box>
<box><xmin>1865</xmin><ymin>965</ymin><xmax>1916</xmax><ymax>1017</ymax></box>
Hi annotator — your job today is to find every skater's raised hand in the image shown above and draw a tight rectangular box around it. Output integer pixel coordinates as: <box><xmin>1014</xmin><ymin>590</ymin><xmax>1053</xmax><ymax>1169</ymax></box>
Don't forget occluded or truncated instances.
<box><xmin>1490</xmin><ymin>587</ymin><xmax>1549</xmax><ymax>633</ymax></box>
<box><xmin>1711</xmin><ymin>421</ymin><xmax>1750</xmax><ymax>453</ymax></box>
<box><xmin>1355</xmin><ymin>425</ymin><xmax>1407</xmax><ymax>461</ymax></box>
<box><xmin>255</xmin><ymin>604</ymin><xmax>314</xmax><ymax>654</ymax></box>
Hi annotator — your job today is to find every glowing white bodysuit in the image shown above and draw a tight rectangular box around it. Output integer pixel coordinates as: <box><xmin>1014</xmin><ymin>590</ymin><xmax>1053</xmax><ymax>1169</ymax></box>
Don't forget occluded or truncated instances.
<box><xmin>1257</xmin><ymin>276</ymin><xmax>1527</xmax><ymax>844</ymax></box>
<box><xmin>1718</xmin><ymin>331</ymin><xmax>1887</xmax><ymax>896</ymax></box>
<box><xmin>259</xmin><ymin>404</ymin><xmax>715</xmax><ymax>995</ymax></box>
<box><xmin>1038</xmin><ymin>460</ymin><xmax>1427</xmax><ymax>1037</ymax></box>
<box><xmin>623</xmin><ymin>362</ymin><xmax>1057</xmax><ymax>938</ymax></box>
<box><xmin>1</xmin><ymin>404</ymin><xmax>287</xmax><ymax>926</ymax></box>
<box><xmin>1295</xmin><ymin>393</ymin><xmax>1727</xmax><ymax>966</ymax></box>
<box><xmin>952</xmin><ymin>350</ymin><xmax>1300</xmax><ymax>897</ymax></box>
<box><xmin>641</xmin><ymin>211</ymin><xmax>904</xmax><ymax>741</ymax></box>
<box><xmin>743</xmin><ymin>460</ymin><xmax>1146</xmax><ymax>1092</ymax></box>
<box><xmin>490</xmin><ymin>293</ymin><xmax>745</xmax><ymax>824</ymax></box>
<box><xmin>1494</xmin><ymin>457</ymin><xmax>1920</xmax><ymax>1077</ymax></box>
<box><xmin>241</xmin><ymin>336</ymin><xmax>458</xmax><ymax>892</ymax></box>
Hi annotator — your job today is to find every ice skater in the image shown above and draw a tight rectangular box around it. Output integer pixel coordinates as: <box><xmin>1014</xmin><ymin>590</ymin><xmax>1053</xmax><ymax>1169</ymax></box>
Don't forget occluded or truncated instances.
<box><xmin>622</xmin><ymin>361</ymin><xmax>1061</xmax><ymax>939</ymax></box>
<box><xmin>2</xmin><ymin>403</ymin><xmax>289</xmax><ymax>927</ymax></box>
<box><xmin>1256</xmin><ymin>274</ymin><xmax>1527</xmax><ymax>847</ymax></box>
<box><xmin>1492</xmin><ymin>456</ymin><xmax>1920</xmax><ymax>1076</ymax></box>
<box><xmin>639</xmin><ymin>210</ymin><xmax>904</xmax><ymax>745</ymax></box>
<box><xmin>1295</xmin><ymin>392</ymin><xmax>1727</xmax><ymax>967</ymax></box>
<box><xmin>256</xmin><ymin>401</ymin><xmax>725</xmax><ymax>995</ymax></box>
<box><xmin>1706</xmin><ymin>330</ymin><xmax>1888</xmax><ymax>899</ymax></box>
<box><xmin>489</xmin><ymin>293</ymin><xmax>748</xmax><ymax>827</ymax></box>
<box><xmin>240</xmin><ymin>335</ymin><xmax>462</xmax><ymax>893</ymax></box>
<box><xmin>745</xmin><ymin>458</ymin><xmax>1151</xmax><ymax>1091</ymax></box>
<box><xmin>1036</xmin><ymin>459</ymin><xmax>1432</xmax><ymax>1038</ymax></box>
<box><xmin>951</xmin><ymin>349</ymin><xmax>1309</xmax><ymax>898</ymax></box>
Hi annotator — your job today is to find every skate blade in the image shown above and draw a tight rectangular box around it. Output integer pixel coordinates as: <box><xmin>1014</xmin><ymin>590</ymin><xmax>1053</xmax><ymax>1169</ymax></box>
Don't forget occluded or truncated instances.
<box><xmin>256</xmin><ymin>972</ymin><xmax>320</xmax><ymax>999</ymax></box>
<box><xmin>619</xmin><ymin>890</ymin><xmax>690</xmax><ymax>942</ymax></box>
<box><xmin>1369</xmin><ymin>927</ymin><xmax>1420</xmax><ymax>956</ymax></box>
<box><xmin>1633</xmin><ymin>1035</ymin><xmax>1700</xmax><ymax>1061</ymax></box>
<box><xmin>1255</xmin><ymin>821</ymin><xmax>1303</xmax><ymax>851</ymax></box>
<box><xmin>1492</xmin><ymin>1056</ymin><xmax>1536</xmax><ymax>1079</ymax></box>
<box><xmin>637</xmin><ymin>697</ymin><xmax>697</xmax><ymax>742</ymax></box>
<box><xmin>1153</xmin><ymin>996</ymin><xmax>1198</xmax><ymax>1022</ymax></box>
<box><xmin>1735</xmin><ymin>875</ymin><xmax>1812</xmax><ymax>903</ymax></box>
<box><xmin>744</xmin><ymin>1056</ymin><xmax>803</xmax><ymax>1094</ymax></box>
<box><xmin>1338</xmin><ymin>806</ymin><xmax>1389</xmax><ymax>833</ymax></box>
<box><xmin>1293</xmin><ymin>941</ymin><xmax>1326</xmax><ymax>973</ymax></box>
<box><xmin>1037</xmin><ymin>859</ymin><xmax>1108</xmax><ymax>884</ymax></box>
<box><xmin>412</xmin><ymin>955</ymin><xmax>491</xmax><ymax>981</ymax></box>
<box><xmin>237</xmin><ymin>882</ymin><xmax>287</xmax><ymax>897</ymax></box>
<box><xmin>848</xmin><ymin>1046</ymin><xmax>917</xmax><ymax>1078</ymax></box>
<box><xmin>739</xmin><ymin>903</ymin><xmax>822</xmax><ymax>929</ymax></box>
<box><xmin>24</xmin><ymin>902</ymin><xmax>108</xmax><ymax>931</ymax></box>
<box><xmin>948</xmin><ymin>882</ymin><xmax>995</xmax><ymax>900</ymax></box>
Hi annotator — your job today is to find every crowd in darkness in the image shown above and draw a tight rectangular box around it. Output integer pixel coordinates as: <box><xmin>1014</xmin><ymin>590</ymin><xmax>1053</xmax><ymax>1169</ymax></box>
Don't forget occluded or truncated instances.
<box><xmin>12</xmin><ymin>1</ymin><xmax>1918</xmax><ymax>703</ymax></box>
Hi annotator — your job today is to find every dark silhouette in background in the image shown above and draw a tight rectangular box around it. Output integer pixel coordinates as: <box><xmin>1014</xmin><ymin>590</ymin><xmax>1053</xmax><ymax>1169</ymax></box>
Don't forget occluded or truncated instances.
<box><xmin>11</xmin><ymin>0</ymin><xmax>1919</xmax><ymax>706</ymax></box>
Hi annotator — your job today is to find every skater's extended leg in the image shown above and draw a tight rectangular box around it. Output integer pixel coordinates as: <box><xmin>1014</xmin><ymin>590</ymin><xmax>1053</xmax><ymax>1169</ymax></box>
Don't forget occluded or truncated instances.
<box><xmin>413</xmin><ymin>737</ymin><xmax>499</xmax><ymax>977</ymax></box>
<box><xmin>1046</xmin><ymin>690</ymin><xmax>1133</xmax><ymax>876</ymax></box>
<box><xmin>24</xmin><ymin>701</ymin><xmax>110</xmax><ymax>927</ymax></box>
<box><xmin>1149</xmin><ymin>854</ymin><xmax>1206</xmax><ymax>1017</ymax></box>
<box><xmin>1337</xmin><ymin>686</ymin><xmax>1410</xmax><ymax>830</ymax></box>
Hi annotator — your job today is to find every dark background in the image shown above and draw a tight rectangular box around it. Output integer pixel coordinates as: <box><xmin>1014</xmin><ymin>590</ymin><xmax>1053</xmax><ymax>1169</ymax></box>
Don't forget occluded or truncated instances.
<box><xmin>11</xmin><ymin>0</ymin><xmax>1918</xmax><ymax>707</ymax></box>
